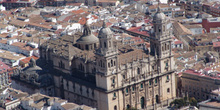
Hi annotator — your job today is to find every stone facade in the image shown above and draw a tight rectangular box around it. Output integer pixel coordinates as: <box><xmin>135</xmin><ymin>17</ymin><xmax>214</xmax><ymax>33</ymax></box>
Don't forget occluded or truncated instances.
<box><xmin>11</xmin><ymin>58</ymin><xmax>54</xmax><ymax>96</ymax></box>
<box><xmin>39</xmin><ymin>7</ymin><xmax>176</xmax><ymax>110</ymax></box>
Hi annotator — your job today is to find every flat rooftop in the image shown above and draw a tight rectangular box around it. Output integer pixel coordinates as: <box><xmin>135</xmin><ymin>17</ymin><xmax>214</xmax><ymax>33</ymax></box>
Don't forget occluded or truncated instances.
<box><xmin>0</xmin><ymin>49</ymin><xmax>26</xmax><ymax>61</ymax></box>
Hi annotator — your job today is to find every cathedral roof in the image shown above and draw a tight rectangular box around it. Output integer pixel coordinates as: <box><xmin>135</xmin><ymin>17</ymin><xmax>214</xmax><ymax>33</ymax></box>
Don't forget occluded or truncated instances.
<box><xmin>41</xmin><ymin>33</ymin><xmax>82</xmax><ymax>60</ymax></box>
<box><xmin>153</xmin><ymin>6</ymin><xmax>166</xmax><ymax>21</ymax></box>
<box><xmin>23</xmin><ymin>58</ymin><xmax>42</xmax><ymax>74</ymax></box>
<box><xmin>98</xmin><ymin>20</ymin><xmax>113</xmax><ymax>38</ymax></box>
<box><xmin>77</xmin><ymin>22</ymin><xmax>99</xmax><ymax>44</ymax></box>
<box><xmin>117</xmin><ymin>45</ymin><xmax>148</xmax><ymax>65</ymax></box>
<box><xmin>12</xmin><ymin>58</ymin><xmax>53</xmax><ymax>88</ymax></box>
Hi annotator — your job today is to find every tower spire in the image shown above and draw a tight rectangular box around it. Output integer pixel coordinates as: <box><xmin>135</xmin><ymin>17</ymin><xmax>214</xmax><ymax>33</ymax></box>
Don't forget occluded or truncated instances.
<box><xmin>83</xmin><ymin>21</ymin><xmax>91</xmax><ymax>36</ymax></box>
<box><xmin>157</xmin><ymin>0</ymin><xmax>161</xmax><ymax>12</ymax></box>
<box><xmin>103</xmin><ymin>19</ymin><xmax>107</xmax><ymax>28</ymax></box>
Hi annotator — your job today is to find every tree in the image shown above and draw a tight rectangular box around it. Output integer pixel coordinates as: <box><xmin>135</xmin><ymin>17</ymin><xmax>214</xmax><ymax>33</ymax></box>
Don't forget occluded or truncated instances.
<box><xmin>170</xmin><ymin>97</ymin><xmax>198</xmax><ymax>108</ymax></box>
<box><xmin>189</xmin><ymin>97</ymin><xmax>198</xmax><ymax>107</ymax></box>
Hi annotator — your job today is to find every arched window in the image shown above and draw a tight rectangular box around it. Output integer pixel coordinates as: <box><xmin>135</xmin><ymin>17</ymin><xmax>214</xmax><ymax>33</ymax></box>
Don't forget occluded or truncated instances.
<box><xmin>162</xmin><ymin>46</ymin><xmax>164</xmax><ymax>51</ymax></box>
<box><xmin>112</xmin><ymin>78</ymin><xmax>115</xmax><ymax>84</ymax></box>
<box><xmin>114</xmin><ymin>105</ymin><xmax>117</xmax><ymax>110</ymax></box>
<box><xmin>111</xmin><ymin>60</ymin><xmax>113</xmax><ymax>67</ymax></box>
<box><xmin>108</xmin><ymin>63</ymin><xmax>110</xmax><ymax>68</ymax></box>
<box><xmin>109</xmin><ymin>41</ymin><xmax>111</xmax><ymax>47</ymax></box>
<box><xmin>167</xmin><ymin>44</ymin><xmax>169</xmax><ymax>50</ymax></box>
<box><xmin>155</xmin><ymin>79</ymin><xmax>157</xmax><ymax>83</ymax></box>
<box><xmin>86</xmin><ymin>45</ymin><xmax>89</xmax><ymax>50</ymax></box>
<box><xmin>100</xmin><ymin>60</ymin><xmax>102</xmax><ymax>67</ymax></box>
<box><xmin>113</xmin><ymin>92</ymin><xmax>116</xmax><ymax>97</ymax></box>
<box><xmin>140</xmin><ymin>83</ymin><xmax>143</xmax><ymax>88</ymax></box>
<box><xmin>103</xmin><ymin>62</ymin><xmax>105</xmax><ymax>68</ymax></box>
<box><xmin>167</xmin><ymin>88</ymin><xmax>170</xmax><ymax>93</ymax></box>
<box><xmin>126</xmin><ymin>88</ymin><xmax>128</xmax><ymax>93</ymax></box>
<box><xmin>167</xmin><ymin>75</ymin><xmax>169</xmax><ymax>80</ymax></box>
<box><xmin>165</xmin><ymin>44</ymin><xmax>167</xmax><ymax>50</ymax></box>
<box><xmin>104</xmin><ymin>42</ymin><xmax>106</xmax><ymax>48</ymax></box>
<box><xmin>59</xmin><ymin>61</ymin><xmax>65</xmax><ymax>69</ymax></box>
<box><xmin>156</xmin><ymin>95</ymin><xmax>159</xmax><ymax>103</ymax></box>
<box><xmin>141</xmin><ymin>97</ymin><xmax>145</xmax><ymax>109</ymax></box>
<box><xmin>137</xmin><ymin>68</ymin><xmax>140</xmax><ymax>74</ymax></box>
<box><xmin>132</xmin><ymin>86</ymin><xmax>135</xmax><ymax>91</ymax></box>
<box><xmin>127</xmin><ymin>104</ymin><xmax>130</xmax><ymax>109</ymax></box>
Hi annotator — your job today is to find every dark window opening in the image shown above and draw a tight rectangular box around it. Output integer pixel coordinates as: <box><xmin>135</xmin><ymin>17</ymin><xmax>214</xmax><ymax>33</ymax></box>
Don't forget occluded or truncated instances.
<box><xmin>104</xmin><ymin>42</ymin><xmax>106</xmax><ymax>48</ymax></box>
<box><xmin>167</xmin><ymin>88</ymin><xmax>170</xmax><ymax>93</ymax></box>
<box><xmin>127</xmin><ymin>104</ymin><xmax>130</xmax><ymax>109</ymax></box>
<box><xmin>141</xmin><ymin>97</ymin><xmax>145</xmax><ymax>109</ymax></box>
<box><xmin>137</xmin><ymin>68</ymin><xmax>140</xmax><ymax>74</ymax></box>
<box><xmin>156</xmin><ymin>95</ymin><xmax>159</xmax><ymax>103</ymax></box>
<box><xmin>86</xmin><ymin>45</ymin><xmax>89</xmax><ymax>50</ymax></box>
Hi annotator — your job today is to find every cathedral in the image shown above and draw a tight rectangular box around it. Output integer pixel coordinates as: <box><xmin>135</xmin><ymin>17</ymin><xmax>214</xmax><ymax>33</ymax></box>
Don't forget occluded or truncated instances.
<box><xmin>38</xmin><ymin>7</ymin><xmax>176</xmax><ymax>110</ymax></box>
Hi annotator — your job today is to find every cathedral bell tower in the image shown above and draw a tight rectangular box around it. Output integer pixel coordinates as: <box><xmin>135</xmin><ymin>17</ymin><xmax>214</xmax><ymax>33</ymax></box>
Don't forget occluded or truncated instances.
<box><xmin>150</xmin><ymin>5</ymin><xmax>175</xmax><ymax>74</ymax></box>
<box><xmin>149</xmin><ymin>5</ymin><xmax>176</xmax><ymax>106</ymax></box>
<box><xmin>150</xmin><ymin>6</ymin><xmax>173</xmax><ymax>59</ymax></box>
<box><xmin>95</xmin><ymin>20</ymin><xmax>118</xmax><ymax>90</ymax></box>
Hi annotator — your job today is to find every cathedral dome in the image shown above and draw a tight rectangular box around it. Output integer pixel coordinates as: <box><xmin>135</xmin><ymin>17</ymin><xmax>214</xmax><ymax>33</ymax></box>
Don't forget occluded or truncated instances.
<box><xmin>153</xmin><ymin>7</ymin><xmax>166</xmax><ymax>21</ymax></box>
<box><xmin>77</xmin><ymin>22</ymin><xmax>99</xmax><ymax>44</ymax></box>
<box><xmin>23</xmin><ymin>58</ymin><xmax>42</xmax><ymax>73</ymax></box>
<box><xmin>98</xmin><ymin>21</ymin><xmax>112</xmax><ymax>38</ymax></box>
<box><xmin>19</xmin><ymin>58</ymin><xmax>53</xmax><ymax>87</ymax></box>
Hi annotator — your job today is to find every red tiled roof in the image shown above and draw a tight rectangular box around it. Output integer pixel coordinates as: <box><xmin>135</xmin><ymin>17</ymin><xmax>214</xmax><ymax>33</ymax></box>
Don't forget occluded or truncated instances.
<box><xmin>91</xmin><ymin>15</ymin><xmax>98</xmax><ymax>20</ymax></box>
<box><xmin>174</xmin><ymin>40</ymin><xmax>183</xmax><ymax>45</ymax></box>
<box><xmin>106</xmin><ymin>22</ymin><xmax>112</xmax><ymax>27</ymax></box>
<box><xmin>203</xmin><ymin>67</ymin><xmax>211</xmax><ymax>71</ymax></box>
<box><xmin>54</xmin><ymin>29</ymin><xmax>63</xmax><ymax>34</ymax></box>
<box><xmin>78</xmin><ymin>17</ymin><xmax>88</xmax><ymax>25</ymax></box>
<box><xmin>20</xmin><ymin>56</ymin><xmax>39</xmax><ymax>64</ymax></box>
<box><xmin>184</xmin><ymin>69</ymin><xmax>220</xmax><ymax>80</ymax></box>
<box><xmin>127</xmin><ymin>26</ymin><xmax>150</xmax><ymax>36</ymax></box>
<box><xmin>11</xmin><ymin>42</ymin><xmax>26</xmax><ymax>47</ymax></box>
<box><xmin>177</xmin><ymin>72</ymin><xmax>182</xmax><ymax>76</ymax></box>
<box><xmin>0</xmin><ymin>61</ymin><xmax>10</xmax><ymax>74</ymax></box>
<box><xmin>213</xmin><ymin>42</ymin><xmax>220</xmax><ymax>48</ymax></box>
<box><xmin>72</xmin><ymin>9</ymin><xmax>86</xmax><ymax>14</ymax></box>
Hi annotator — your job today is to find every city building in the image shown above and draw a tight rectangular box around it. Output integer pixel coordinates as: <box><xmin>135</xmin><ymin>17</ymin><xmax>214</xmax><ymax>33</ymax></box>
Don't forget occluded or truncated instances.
<box><xmin>182</xmin><ymin>68</ymin><xmax>220</xmax><ymax>100</ymax></box>
<box><xmin>0</xmin><ymin>88</ymin><xmax>29</xmax><ymax>110</ymax></box>
<box><xmin>198</xmin><ymin>88</ymin><xmax>220</xmax><ymax>110</ymax></box>
<box><xmin>37</xmin><ymin>0</ymin><xmax>66</xmax><ymax>7</ymax></box>
<box><xmin>0</xmin><ymin>88</ymin><xmax>96</xmax><ymax>110</ymax></box>
<box><xmin>0</xmin><ymin>49</ymin><xmax>26</xmax><ymax>67</ymax></box>
<box><xmin>20</xmin><ymin>93</ymin><xmax>95</xmax><ymax>110</ymax></box>
<box><xmin>39</xmin><ymin>7</ymin><xmax>176</xmax><ymax>110</ymax></box>
<box><xmin>0</xmin><ymin>61</ymin><xmax>10</xmax><ymax>90</ymax></box>
<box><xmin>0</xmin><ymin>0</ymin><xmax>37</xmax><ymax>10</ymax></box>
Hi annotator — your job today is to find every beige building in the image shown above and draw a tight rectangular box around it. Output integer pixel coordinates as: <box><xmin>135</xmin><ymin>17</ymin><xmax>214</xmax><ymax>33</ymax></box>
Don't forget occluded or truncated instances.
<box><xmin>182</xmin><ymin>69</ymin><xmax>220</xmax><ymax>100</ymax></box>
<box><xmin>39</xmin><ymin>7</ymin><xmax>176</xmax><ymax>110</ymax></box>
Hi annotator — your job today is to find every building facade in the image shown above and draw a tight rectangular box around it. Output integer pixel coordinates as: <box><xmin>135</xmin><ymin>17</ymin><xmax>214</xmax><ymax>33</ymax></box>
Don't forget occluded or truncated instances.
<box><xmin>39</xmin><ymin>7</ymin><xmax>176</xmax><ymax>110</ymax></box>
<box><xmin>182</xmin><ymin>69</ymin><xmax>220</xmax><ymax>101</ymax></box>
